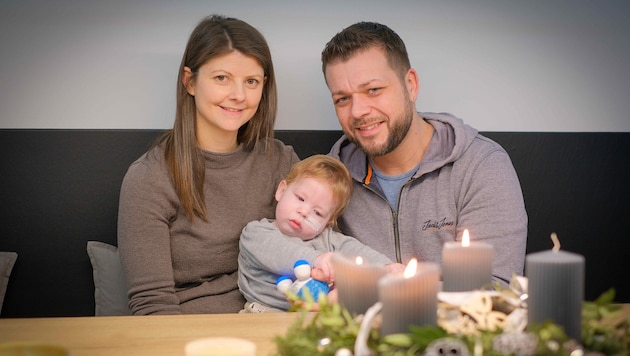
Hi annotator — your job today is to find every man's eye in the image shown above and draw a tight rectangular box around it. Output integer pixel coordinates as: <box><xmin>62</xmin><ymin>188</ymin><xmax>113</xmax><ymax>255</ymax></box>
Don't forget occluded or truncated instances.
<box><xmin>334</xmin><ymin>97</ymin><xmax>349</xmax><ymax>105</ymax></box>
<box><xmin>368</xmin><ymin>87</ymin><xmax>381</xmax><ymax>95</ymax></box>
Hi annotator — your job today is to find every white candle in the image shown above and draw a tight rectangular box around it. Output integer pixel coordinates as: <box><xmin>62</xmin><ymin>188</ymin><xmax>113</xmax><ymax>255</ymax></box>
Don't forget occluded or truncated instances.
<box><xmin>331</xmin><ymin>253</ymin><xmax>387</xmax><ymax>315</ymax></box>
<box><xmin>526</xmin><ymin>233</ymin><xmax>584</xmax><ymax>341</ymax></box>
<box><xmin>442</xmin><ymin>229</ymin><xmax>493</xmax><ymax>291</ymax></box>
<box><xmin>378</xmin><ymin>259</ymin><xmax>440</xmax><ymax>335</ymax></box>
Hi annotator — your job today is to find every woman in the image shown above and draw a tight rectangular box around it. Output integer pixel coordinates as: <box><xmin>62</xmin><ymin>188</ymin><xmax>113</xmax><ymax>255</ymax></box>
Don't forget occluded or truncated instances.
<box><xmin>117</xmin><ymin>15</ymin><xmax>299</xmax><ymax>315</ymax></box>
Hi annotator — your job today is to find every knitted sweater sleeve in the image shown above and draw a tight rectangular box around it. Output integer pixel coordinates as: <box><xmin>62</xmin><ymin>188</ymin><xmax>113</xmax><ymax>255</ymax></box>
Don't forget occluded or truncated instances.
<box><xmin>117</xmin><ymin>157</ymin><xmax>181</xmax><ymax>315</ymax></box>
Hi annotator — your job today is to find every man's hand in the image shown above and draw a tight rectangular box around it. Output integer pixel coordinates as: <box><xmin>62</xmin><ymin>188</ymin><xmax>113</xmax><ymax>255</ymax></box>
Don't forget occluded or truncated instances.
<box><xmin>385</xmin><ymin>262</ymin><xmax>406</xmax><ymax>273</ymax></box>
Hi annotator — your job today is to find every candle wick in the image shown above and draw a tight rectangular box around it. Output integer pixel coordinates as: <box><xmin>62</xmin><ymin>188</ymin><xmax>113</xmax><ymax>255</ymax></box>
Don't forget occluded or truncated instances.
<box><xmin>550</xmin><ymin>232</ymin><xmax>561</xmax><ymax>252</ymax></box>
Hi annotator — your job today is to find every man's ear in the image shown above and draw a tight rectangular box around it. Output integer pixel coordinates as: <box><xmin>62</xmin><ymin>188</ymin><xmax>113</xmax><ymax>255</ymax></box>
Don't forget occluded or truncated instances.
<box><xmin>405</xmin><ymin>68</ymin><xmax>419</xmax><ymax>103</ymax></box>
<box><xmin>182</xmin><ymin>66</ymin><xmax>195</xmax><ymax>96</ymax></box>
<box><xmin>274</xmin><ymin>180</ymin><xmax>288</xmax><ymax>202</ymax></box>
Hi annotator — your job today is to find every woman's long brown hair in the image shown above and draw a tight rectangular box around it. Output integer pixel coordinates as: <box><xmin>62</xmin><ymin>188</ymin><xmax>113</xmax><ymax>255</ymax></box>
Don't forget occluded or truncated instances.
<box><xmin>156</xmin><ymin>15</ymin><xmax>278</xmax><ymax>221</ymax></box>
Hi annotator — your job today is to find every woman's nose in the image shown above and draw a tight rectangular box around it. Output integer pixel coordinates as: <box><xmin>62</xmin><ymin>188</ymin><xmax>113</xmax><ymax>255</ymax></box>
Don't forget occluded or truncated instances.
<box><xmin>229</xmin><ymin>83</ymin><xmax>245</xmax><ymax>101</ymax></box>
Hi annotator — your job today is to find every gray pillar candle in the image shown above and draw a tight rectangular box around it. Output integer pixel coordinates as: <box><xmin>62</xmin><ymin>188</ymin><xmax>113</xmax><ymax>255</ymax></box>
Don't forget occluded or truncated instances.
<box><xmin>442</xmin><ymin>229</ymin><xmax>494</xmax><ymax>291</ymax></box>
<box><xmin>378</xmin><ymin>259</ymin><xmax>440</xmax><ymax>335</ymax></box>
<box><xmin>526</xmin><ymin>234</ymin><xmax>584</xmax><ymax>341</ymax></box>
<box><xmin>331</xmin><ymin>253</ymin><xmax>387</xmax><ymax>315</ymax></box>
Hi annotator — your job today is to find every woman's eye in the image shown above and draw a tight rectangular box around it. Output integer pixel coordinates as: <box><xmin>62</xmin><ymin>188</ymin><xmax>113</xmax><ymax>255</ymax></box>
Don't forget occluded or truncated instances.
<box><xmin>246</xmin><ymin>78</ymin><xmax>260</xmax><ymax>86</ymax></box>
<box><xmin>215</xmin><ymin>75</ymin><xmax>227</xmax><ymax>82</ymax></box>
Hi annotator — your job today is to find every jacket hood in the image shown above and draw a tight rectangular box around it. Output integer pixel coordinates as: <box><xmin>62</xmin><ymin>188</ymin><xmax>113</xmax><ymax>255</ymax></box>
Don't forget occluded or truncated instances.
<box><xmin>329</xmin><ymin>112</ymin><xmax>478</xmax><ymax>181</ymax></box>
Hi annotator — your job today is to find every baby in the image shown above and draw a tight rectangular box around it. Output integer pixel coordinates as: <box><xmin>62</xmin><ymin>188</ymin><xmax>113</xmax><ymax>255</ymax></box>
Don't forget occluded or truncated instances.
<box><xmin>237</xmin><ymin>154</ymin><xmax>403</xmax><ymax>312</ymax></box>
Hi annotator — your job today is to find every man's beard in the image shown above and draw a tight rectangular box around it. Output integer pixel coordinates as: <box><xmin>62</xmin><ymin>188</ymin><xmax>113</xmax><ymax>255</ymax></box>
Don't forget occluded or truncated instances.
<box><xmin>348</xmin><ymin>104</ymin><xmax>414</xmax><ymax>157</ymax></box>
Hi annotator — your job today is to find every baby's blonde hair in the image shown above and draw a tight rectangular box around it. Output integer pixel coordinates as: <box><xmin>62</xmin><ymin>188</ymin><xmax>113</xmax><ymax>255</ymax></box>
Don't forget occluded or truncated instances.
<box><xmin>283</xmin><ymin>155</ymin><xmax>352</xmax><ymax>228</ymax></box>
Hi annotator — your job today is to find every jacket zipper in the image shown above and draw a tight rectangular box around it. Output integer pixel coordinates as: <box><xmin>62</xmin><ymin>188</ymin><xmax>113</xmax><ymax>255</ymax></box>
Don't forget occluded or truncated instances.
<box><xmin>362</xmin><ymin>183</ymin><xmax>404</xmax><ymax>264</ymax></box>
<box><xmin>392</xmin><ymin>178</ymin><xmax>416</xmax><ymax>264</ymax></box>
<box><xmin>392</xmin><ymin>210</ymin><xmax>401</xmax><ymax>263</ymax></box>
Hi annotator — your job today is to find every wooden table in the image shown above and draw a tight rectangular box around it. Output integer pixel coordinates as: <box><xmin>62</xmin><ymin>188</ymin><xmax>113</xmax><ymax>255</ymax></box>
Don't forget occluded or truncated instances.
<box><xmin>1</xmin><ymin>305</ymin><xmax>628</xmax><ymax>355</ymax></box>
<box><xmin>0</xmin><ymin>312</ymin><xmax>303</xmax><ymax>356</ymax></box>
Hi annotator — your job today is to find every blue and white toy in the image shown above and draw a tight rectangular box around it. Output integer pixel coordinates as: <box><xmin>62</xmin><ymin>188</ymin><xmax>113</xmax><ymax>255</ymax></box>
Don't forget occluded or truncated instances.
<box><xmin>276</xmin><ymin>259</ymin><xmax>330</xmax><ymax>302</ymax></box>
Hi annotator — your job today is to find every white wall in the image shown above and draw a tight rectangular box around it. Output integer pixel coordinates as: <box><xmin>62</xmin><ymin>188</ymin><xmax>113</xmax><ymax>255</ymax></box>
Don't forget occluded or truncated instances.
<box><xmin>1</xmin><ymin>0</ymin><xmax>629</xmax><ymax>131</ymax></box>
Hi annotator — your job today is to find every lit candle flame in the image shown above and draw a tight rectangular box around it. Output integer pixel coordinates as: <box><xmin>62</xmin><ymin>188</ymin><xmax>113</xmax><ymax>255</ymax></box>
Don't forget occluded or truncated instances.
<box><xmin>355</xmin><ymin>256</ymin><xmax>364</xmax><ymax>265</ymax></box>
<box><xmin>403</xmin><ymin>258</ymin><xmax>418</xmax><ymax>278</ymax></box>
<box><xmin>551</xmin><ymin>232</ymin><xmax>561</xmax><ymax>252</ymax></box>
<box><xmin>462</xmin><ymin>229</ymin><xmax>470</xmax><ymax>247</ymax></box>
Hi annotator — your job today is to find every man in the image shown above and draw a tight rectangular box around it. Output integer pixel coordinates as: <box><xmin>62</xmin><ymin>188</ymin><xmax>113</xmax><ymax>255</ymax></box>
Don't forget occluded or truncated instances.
<box><xmin>321</xmin><ymin>21</ymin><xmax>527</xmax><ymax>286</ymax></box>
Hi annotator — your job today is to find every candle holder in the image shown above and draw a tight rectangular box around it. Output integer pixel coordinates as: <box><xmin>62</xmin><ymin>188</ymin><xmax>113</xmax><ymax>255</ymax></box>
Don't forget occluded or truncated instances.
<box><xmin>331</xmin><ymin>252</ymin><xmax>387</xmax><ymax>316</ymax></box>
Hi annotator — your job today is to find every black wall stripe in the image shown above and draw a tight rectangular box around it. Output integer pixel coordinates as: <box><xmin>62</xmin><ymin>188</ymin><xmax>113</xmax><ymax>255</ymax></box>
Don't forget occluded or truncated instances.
<box><xmin>0</xmin><ymin>129</ymin><xmax>628</xmax><ymax>317</ymax></box>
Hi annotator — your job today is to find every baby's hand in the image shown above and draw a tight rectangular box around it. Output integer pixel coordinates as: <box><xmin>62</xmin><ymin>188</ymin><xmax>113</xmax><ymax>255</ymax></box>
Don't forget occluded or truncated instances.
<box><xmin>311</xmin><ymin>252</ymin><xmax>335</xmax><ymax>283</ymax></box>
<box><xmin>385</xmin><ymin>262</ymin><xmax>406</xmax><ymax>273</ymax></box>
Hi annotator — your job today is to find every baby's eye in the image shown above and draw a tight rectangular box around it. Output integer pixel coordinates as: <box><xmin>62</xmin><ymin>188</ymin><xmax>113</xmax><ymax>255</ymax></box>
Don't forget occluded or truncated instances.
<box><xmin>295</xmin><ymin>193</ymin><xmax>305</xmax><ymax>202</ymax></box>
<box><xmin>313</xmin><ymin>210</ymin><xmax>323</xmax><ymax>218</ymax></box>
